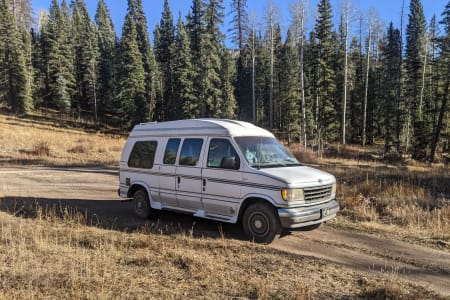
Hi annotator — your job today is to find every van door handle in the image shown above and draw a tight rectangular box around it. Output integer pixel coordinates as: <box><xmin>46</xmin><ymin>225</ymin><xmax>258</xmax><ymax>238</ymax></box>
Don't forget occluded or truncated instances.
<box><xmin>177</xmin><ymin>176</ymin><xmax>181</xmax><ymax>184</ymax></box>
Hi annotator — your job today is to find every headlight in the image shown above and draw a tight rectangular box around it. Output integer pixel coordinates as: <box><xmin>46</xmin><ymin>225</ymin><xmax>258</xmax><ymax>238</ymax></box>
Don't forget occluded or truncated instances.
<box><xmin>331</xmin><ymin>183</ymin><xmax>336</xmax><ymax>196</ymax></box>
<box><xmin>281</xmin><ymin>188</ymin><xmax>304</xmax><ymax>202</ymax></box>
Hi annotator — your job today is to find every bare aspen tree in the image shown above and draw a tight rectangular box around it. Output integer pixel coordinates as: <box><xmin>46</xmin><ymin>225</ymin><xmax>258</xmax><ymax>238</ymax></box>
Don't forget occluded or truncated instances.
<box><xmin>362</xmin><ymin>23</ymin><xmax>371</xmax><ymax>146</ymax></box>
<box><xmin>248</xmin><ymin>11</ymin><xmax>258</xmax><ymax>124</ymax></box>
<box><xmin>264</xmin><ymin>0</ymin><xmax>279</xmax><ymax>129</ymax></box>
<box><xmin>340</xmin><ymin>0</ymin><xmax>351</xmax><ymax>145</ymax></box>
<box><xmin>362</xmin><ymin>10</ymin><xmax>376</xmax><ymax>147</ymax></box>
<box><xmin>9</xmin><ymin>0</ymin><xmax>32</xmax><ymax>30</ymax></box>
<box><xmin>361</xmin><ymin>9</ymin><xmax>383</xmax><ymax>147</ymax></box>
<box><xmin>396</xmin><ymin>0</ymin><xmax>405</xmax><ymax>151</ymax></box>
<box><xmin>290</xmin><ymin>0</ymin><xmax>308</xmax><ymax>147</ymax></box>
<box><xmin>419</xmin><ymin>33</ymin><xmax>429</xmax><ymax>119</ymax></box>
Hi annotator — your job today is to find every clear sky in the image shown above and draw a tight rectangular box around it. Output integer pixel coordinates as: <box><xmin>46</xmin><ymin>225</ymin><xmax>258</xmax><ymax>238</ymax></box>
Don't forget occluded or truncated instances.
<box><xmin>32</xmin><ymin>0</ymin><xmax>448</xmax><ymax>45</ymax></box>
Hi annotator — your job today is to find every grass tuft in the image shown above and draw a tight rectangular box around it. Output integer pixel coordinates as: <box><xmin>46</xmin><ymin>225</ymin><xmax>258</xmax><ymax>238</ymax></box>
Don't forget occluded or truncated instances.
<box><xmin>32</xmin><ymin>141</ymin><xmax>52</xmax><ymax>157</ymax></box>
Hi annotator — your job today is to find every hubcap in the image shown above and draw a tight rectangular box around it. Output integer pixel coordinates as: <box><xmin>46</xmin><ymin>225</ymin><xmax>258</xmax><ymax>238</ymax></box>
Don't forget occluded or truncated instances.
<box><xmin>249</xmin><ymin>212</ymin><xmax>269</xmax><ymax>236</ymax></box>
<box><xmin>254</xmin><ymin>219</ymin><xmax>263</xmax><ymax>229</ymax></box>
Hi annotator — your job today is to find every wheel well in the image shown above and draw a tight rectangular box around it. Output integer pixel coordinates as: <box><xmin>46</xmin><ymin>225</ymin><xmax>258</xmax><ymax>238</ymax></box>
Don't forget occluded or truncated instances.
<box><xmin>127</xmin><ymin>184</ymin><xmax>147</xmax><ymax>198</ymax></box>
<box><xmin>238</xmin><ymin>197</ymin><xmax>275</xmax><ymax>222</ymax></box>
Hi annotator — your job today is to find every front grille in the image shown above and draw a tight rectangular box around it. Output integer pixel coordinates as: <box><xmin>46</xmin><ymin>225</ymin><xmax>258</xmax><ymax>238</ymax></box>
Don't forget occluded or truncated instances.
<box><xmin>304</xmin><ymin>185</ymin><xmax>332</xmax><ymax>203</ymax></box>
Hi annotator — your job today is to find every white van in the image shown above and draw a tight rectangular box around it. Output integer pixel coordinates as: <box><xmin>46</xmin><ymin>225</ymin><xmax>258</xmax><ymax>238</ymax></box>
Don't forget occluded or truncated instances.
<box><xmin>118</xmin><ymin>119</ymin><xmax>339</xmax><ymax>243</ymax></box>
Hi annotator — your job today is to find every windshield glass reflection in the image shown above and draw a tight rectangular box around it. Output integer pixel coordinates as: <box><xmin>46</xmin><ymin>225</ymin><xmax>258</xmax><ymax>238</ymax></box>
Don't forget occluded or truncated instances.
<box><xmin>234</xmin><ymin>137</ymin><xmax>301</xmax><ymax>168</ymax></box>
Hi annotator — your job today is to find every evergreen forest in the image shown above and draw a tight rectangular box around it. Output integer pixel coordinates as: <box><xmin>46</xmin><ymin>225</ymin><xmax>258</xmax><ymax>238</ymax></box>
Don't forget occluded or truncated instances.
<box><xmin>0</xmin><ymin>0</ymin><xmax>449</xmax><ymax>162</ymax></box>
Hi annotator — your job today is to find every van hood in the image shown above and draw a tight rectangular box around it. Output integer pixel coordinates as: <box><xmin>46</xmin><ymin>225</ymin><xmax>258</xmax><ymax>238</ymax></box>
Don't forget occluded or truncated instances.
<box><xmin>257</xmin><ymin>165</ymin><xmax>335</xmax><ymax>187</ymax></box>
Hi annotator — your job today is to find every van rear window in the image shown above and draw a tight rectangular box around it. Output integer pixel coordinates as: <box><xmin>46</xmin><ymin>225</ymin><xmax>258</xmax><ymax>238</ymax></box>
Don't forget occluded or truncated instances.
<box><xmin>128</xmin><ymin>141</ymin><xmax>157</xmax><ymax>169</ymax></box>
<box><xmin>163</xmin><ymin>138</ymin><xmax>181</xmax><ymax>164</ymax></box>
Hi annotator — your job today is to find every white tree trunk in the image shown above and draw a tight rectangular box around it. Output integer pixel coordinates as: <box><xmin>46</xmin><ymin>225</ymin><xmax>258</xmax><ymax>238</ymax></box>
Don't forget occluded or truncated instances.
<box><xmin>362</xmin><ymin>28</ymin><xmax>371</xmax><ymax>147</ymax></box>
<box><xmin>419</xmin><ymin>36</ymin><xmax>429</xmax><ymax>120</ymax></box>
<box><xmin>291</xmin><ymin>0</ymin><xmax>308</xmax><ymax>147</ymax></box>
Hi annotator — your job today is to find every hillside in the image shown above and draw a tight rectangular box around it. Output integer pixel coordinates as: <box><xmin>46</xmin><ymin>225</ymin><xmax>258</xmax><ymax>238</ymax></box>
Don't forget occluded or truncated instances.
<box><xmin>0</xmin><ymin>111</ymin><xmax>125</xmax><ymax>167</ymax></box>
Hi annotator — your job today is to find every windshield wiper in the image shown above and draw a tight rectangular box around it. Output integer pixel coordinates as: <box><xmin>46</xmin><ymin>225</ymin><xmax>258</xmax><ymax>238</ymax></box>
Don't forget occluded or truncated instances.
<box><xmin>283</xmin><ymin>159</ymin><xmax>302</xmax><ymax>166</ymax></box>
<box><xmin>258</xmin><ymin>163</ymin><xmax>287</xmax><ymax>168</ymax></box>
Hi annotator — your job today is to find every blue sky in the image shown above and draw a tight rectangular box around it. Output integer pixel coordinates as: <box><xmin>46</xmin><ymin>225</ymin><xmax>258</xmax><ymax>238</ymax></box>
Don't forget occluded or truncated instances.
<box><xmin>32</xmin><ymin>0</ymin><xmax>448</xmax><ymax>45</ymax></box>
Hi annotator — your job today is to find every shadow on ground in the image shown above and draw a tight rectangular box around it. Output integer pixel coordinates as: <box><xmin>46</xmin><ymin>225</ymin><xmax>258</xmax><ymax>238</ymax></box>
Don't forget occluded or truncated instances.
<box><xmin>0</xmin><ymin>196</ymin><xmax>248</xmax><ymax>241</ymax></box>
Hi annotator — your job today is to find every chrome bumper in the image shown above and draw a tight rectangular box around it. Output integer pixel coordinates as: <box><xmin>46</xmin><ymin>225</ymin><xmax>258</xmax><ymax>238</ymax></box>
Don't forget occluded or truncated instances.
<box><xmin>278</xmin><ymin>200</ymin><xmax>339</xmax><ymax>229</ymax></box>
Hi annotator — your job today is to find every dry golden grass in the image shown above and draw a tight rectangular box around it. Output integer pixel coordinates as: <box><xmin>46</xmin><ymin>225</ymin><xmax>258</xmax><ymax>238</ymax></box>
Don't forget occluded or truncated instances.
<box><xmin>0</xmin><ymin>208</ymin><xmax>440</xmax><ymax>299</ymax></box>
<box><xmin>291</xmin><ymin>143</ymin><xmax>450</xmax><ymax>248</ymax></box>
<box><xmin>325</xmin><ymin>163</ymin><xmax>450</xmax><ymax>248</ymax></box>
<box><xmin>0</xmin><ymin>111</ymin><xmax>125</xmax><ymax>166</ymax></box>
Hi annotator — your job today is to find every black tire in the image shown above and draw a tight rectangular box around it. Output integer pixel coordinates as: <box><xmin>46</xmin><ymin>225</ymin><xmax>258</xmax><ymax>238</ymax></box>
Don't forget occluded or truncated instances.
<box><xmin>242</xmin><ymin>202</ymin><xmax>282</xmax><ymax>244</ymax></box>
<box><xmin>133</xmin><ymin>189</ymin><xmax>155</xmax><ymax>219</ymax></box>
<box><xmin>300</xmin><ymin>223</ymin><xmax>321</xmax><ymax>231</ymax></box>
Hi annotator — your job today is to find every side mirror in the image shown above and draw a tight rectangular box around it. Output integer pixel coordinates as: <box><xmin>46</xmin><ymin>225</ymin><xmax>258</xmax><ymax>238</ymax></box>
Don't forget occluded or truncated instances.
<box><xmin>221</xmin><ymin>156</ymin><xmax>240</xmax><ymax>170</ymax></box>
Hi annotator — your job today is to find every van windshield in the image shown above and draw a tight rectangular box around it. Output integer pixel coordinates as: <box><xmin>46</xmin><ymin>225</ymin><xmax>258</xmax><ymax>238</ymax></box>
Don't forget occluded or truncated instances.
<box><xmin>234</xmin><ymin>137</ymin><xmax>301</xmax><ymax>168</ymax></box>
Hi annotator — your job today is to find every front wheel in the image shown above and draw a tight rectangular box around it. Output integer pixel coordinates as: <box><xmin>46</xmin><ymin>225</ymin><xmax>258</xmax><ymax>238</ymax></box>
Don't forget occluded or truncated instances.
<box><xmin>242</xmin><ymin>202</ymin><xmax>282</xmax><ymax>244</ymax></box>
<box><xmin>133</xmin><ymin>189</ymin><xmax>156</xmax><ymax>219</ymax></box>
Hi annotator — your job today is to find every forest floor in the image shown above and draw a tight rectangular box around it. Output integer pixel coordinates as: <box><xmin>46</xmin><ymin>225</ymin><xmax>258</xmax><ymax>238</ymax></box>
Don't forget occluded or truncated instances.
<box><xmin>0</xmin><ymin>111</ymin><xmax>449</xmax><ymax>299</ymax></box>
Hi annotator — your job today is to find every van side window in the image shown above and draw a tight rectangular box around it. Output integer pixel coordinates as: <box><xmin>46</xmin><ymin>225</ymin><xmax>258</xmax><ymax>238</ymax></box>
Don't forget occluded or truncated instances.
<box><xmin>163</xmin><ymin>138</ymin><xmax>181</xmax><ymax>164</ymax></box>
<box><xmin>128</xmin><ymin>141</ymin><xmax>157</xmax><ymax>169</ymax></box>
<box><xmin>179</xmin><ymin>139</ymin><xmax>203</xmax><ymax>166</ymax></box>
<box><xmin>207</xmin><ymin>139</ymin><xmax>240</xmax><ymax>169</ymax></box>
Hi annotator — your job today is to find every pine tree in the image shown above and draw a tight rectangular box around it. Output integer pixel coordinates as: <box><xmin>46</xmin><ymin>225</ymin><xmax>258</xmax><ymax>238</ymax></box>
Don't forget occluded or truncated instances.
<box><xmin>173</xmin><ymin>15</ymin><xmax>198</xmax><ymax>119</ymax></box>
<box><xmin>348</xmin><ymin>20</ymin><xmax>365</xmax><ymax>143</ymax></box>
<box><xmin>230</xmin><ymin>0</ymin><xmax>251</xmax><ymax>121</ymax></box>
<box><xmin>187</xmin><ymin>0</ymin><xmax>204</xmax><ymax>64</ymax></box>
<box><xmin>198</xmin><ymin>0</ymin><xmax>225</xmax><ymax>117</ymax></box>
<box><xmin>312</xmin><ymin>0</ymin><xmax>338</xmax><ymax>152</ymax></box>
<box><xmin>279</xmin><ymin>31</ymin><xmax>300</xmax><ymax>143</ymax></box>
<box><xmin>44</xmin><ymin>0</ymin><xmax>75</xmax><ymax>112</ymax></box>
<box><xmin>255</xmin><ymin>30</ymin><xmax>270</xmax><ymax>127</ymax></box>
<box><xmin>0</xmin><ymin>0</ymin><xmax>33</xmax><ymax>113</ymax></box>
<box><xmin>95</xmin><ymin>0</ymin><xmax>116</xmax><ymax>119</ymax></box>
<box><xmin>71</xmin><ymin>0</ymin><xmax>99</xmax><ymax>120</ymax></box>
<box><xmin>381</xmin><ymin>22</ymin><xmax>402</xmax><ymax>154</ymax></box>
<box><xmin>116</xmin><ymin>14</ymin><xmax>146</xmax><ymax>129</ymax></box>
<box><xmin>127</xmin><ymin>0</ymin><xmax>158</xmax><ymax>121</ymax></box>
<box><xmin>31</xmin><ymin>27</ymin><xmax>45</xmax><ymax>108</ymax></box>
<box><xmin>155</xmin><ymin>0</ymin><xmax>176</xmax><ymax>119</ymax></box>
<box><xmin>186</xmin><ymin>0</ymin><xmax>232</xmax><ymax>118</ymax></box>
<box><xmin>405</xmin><ymin>0</ymin><xmax>428</xmax><ymax>158</ymax></box>
<box><xmin>272</xmin><ymin>24</ymin><xmax>283</xmax><ymax>130</ymax></box>
<box><xmin>430</xmin><ymin>1</ymin><xmax>450</xmax><ymax>161</ymax></box>
<box><xmin>220</xmin><ymin>48</ymin><xmax>237</xmax><ymax>119</ymax></box>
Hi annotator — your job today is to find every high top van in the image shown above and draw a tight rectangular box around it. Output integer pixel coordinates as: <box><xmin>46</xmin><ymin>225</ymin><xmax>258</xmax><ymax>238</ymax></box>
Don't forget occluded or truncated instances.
<box><xmin>119</xmin><ymin>119</ymin><xmax>339</xmax><ymax>243</ymax></box>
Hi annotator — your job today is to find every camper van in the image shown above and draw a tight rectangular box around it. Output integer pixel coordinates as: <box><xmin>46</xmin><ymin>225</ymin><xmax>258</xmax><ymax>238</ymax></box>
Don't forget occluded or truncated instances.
<box><xmin>118</xmin><ymin>119</ymin><xmax>339</xmax><ymax>243</ymax></box>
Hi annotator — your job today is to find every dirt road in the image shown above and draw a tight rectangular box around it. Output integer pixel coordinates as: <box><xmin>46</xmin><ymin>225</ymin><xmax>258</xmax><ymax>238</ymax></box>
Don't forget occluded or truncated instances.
<box><xmin>1</xmin><ymin>167</ymin><xmax>449</xmax><ymax>296</ymax></box>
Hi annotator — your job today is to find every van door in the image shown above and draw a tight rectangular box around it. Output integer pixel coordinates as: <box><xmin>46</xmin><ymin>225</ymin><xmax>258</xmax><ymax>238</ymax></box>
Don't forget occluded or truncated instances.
<box><xmin>159</xmin><ymin>138</ymin><xmax>180</xmax><ymax>208</ymax></box>
<box><xmin>202</xmin><ymin>138</ymin><xmax>242</xmax><ymax>217</ymax></box>
<box><xmin>175</xmin><ymin>138</ymin><xmax>204</xmax><ymax>211</ymax></box>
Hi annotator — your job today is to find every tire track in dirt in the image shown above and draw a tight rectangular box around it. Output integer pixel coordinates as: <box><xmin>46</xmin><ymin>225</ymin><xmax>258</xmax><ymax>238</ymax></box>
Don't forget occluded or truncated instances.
<box><xmin>271</xmin><ymin>227</ymin><xmax>450</xmax><ymax>296</ymax></box>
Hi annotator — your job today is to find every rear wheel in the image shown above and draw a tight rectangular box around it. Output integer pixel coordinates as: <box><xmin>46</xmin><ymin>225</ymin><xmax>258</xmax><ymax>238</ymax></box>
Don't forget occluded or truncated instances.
<box><xmin>242</xmin><ymin>202</ymin><xmax>282</xmax><ymax>244</ymax></box>
<box><xmin>133</xmin><ymin>189</ymin><xmax>156</xmax><ymax>219</ymax></box>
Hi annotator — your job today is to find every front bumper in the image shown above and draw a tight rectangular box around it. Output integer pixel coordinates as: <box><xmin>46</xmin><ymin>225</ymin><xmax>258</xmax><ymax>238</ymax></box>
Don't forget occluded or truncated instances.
<box><xmin>278</xmin><ymin>200</ymin><xmax>339</xmax><ymax>229</ymax></box>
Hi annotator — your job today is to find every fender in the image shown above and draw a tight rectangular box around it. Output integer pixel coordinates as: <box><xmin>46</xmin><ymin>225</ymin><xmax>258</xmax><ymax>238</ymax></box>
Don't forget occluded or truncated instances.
<box><xmin>128</xmin><ymin>181</ymin><xmax>162</xmax><ymax>210</ymax></box>
<box><xmin>237</xmin><ymin>193</ymin><xmax>279</xmax><ymax>221</ymax></box>
<box><xmin>240</xmin><ymin>193</ymin><xmax>278</xmax><ymax>206</ymax></box>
